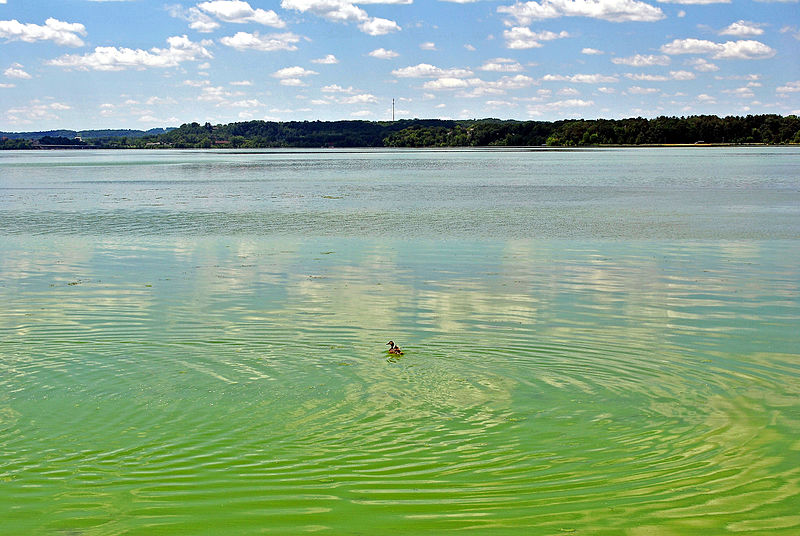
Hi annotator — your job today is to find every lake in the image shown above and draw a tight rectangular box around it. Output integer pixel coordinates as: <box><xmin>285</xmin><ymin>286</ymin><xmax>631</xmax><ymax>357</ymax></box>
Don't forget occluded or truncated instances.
<box><xmin>1</xmin><ymin>148</ymin><xmax>799</xmax><ymax>534</ymax></box>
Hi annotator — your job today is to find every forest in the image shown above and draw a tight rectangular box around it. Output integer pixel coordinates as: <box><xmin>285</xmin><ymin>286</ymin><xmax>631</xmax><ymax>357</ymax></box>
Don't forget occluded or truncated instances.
<box><xmin>2</xmin><ymin>115</ymin><xmax>798</xmax><ymax>149</ymax></box>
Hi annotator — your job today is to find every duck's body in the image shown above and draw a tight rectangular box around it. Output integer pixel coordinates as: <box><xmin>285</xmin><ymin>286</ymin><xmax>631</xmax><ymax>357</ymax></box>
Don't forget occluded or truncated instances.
<box><xmin>387</xmin><ymin>340</ymin><xmax>403</xmax><ymax>355</ymax></box>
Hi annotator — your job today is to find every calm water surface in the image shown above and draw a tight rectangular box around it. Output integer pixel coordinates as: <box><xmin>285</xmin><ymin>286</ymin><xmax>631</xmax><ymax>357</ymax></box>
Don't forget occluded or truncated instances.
<box><xmin>1</xmin><ymin>148</ymin><xmax>799</xmax><ymax>534</ymax></box>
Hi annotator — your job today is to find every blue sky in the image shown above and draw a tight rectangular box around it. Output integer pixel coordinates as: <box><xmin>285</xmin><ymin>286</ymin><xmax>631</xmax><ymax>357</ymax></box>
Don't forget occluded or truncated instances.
<box><xmin>1</xmin><ymin>0</ymin><xmax>798</xmax><ymax>130</ymax></box>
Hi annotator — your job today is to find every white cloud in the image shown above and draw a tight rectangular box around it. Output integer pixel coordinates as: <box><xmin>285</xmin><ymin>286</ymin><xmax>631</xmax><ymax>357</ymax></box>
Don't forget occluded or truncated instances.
<box><xmin>197</xmin><ymin>1</ymin><xmax>285</xmax><ymax>27</ymax></box>
<box><xmin>687</xmin><ymin>58</ymin><xmax>719</xmax><ymax>71</ymax></box>
<box><xmin>581</xmin><ymin>47</ymin><xmax>604</xmax><ymax>55</ymax></box>
<box><xmin>722</xmin><ymin>86</ymin><xmax>755</xmax><ymax>98</ymax></box>
<box><xmin>670</xmin><ymin>70</ymin><xmax>695</xmax><ymax>80</ymax></box>
<box><xmin>420</xmin><ymin>42</ymin><xmax>437</xmax><ymax>50</ymax></box>
<box><xmin>340</xmin><ymin>93</ymin><xmax>379</xmax><ymax>104</ymax></box>
<box><xmin>5</xmin><ymin>100</ymin><xmax>72</xmax><ymax>124</ymax></box>
<box><xmin>542</xmin><ymin>73</ymin><xmax>619</xmax><ymax>83</ymax></box>
<box><xmin>480</xmin><ymin>58</ymin><xmax>524</xmax><ymax>72</ymax></box>
<box><xmin>280</xmin><ymin>78</ymin><xmax>307</xmax><ymax>86</ymax></box>
<box><xmin>197</xmin><ymin>85</ymin><xmax>241</xmax><ymax>102</ymax></box>
<box><xmin>624</xmin><ymin>70</ymin><xmax>695</xmax><ymax>81</ymax></box>
<box><xmin>422</xmin><ymin>77</ymin><xmax>470</xmax><ymax>90</ymax></box>
<box><xmin>424</xmin><ymin>74</ymin><xmax>537</xmax><ymax>95</ymax></box>
<box><xmin>780</xmin><ymin>26</ymin><xmax>800</xmax><ymax>40</ymax></box>
<box><xmin>0</xmin><ymin>83</ymin><xmax>15</xmax><ymax>88</ymax></box>
<box><xmin>549</xmin><ymin>99</ymin><xmax>594</xmax><ymax>108</ymax></box>
<box><xmin>720</xmin><ymin>20</ymin><xmax>765</xmax><ymax>37</ymax></box>
<box><xmin>628</xmin><ymin>86</ymin><xmax>660</xmax><ymax>94</ymax></box>
<box><xmin>230</xmin><ymin>80</ymin><xmax>252</xmax><ymax>86</ymax></box>
<box><xmin>558</xmin><ymin>87</ymin><xmax>580</xmax><ymax>96</ymax></box>
<box><xmin>625</xmin><ymin>73</ymin><xmax>668</xmax><ymax>81</ymax></box>
<box><xmin>311</xmin><ymin>54</ymin><xmax>338</xmax><ymax>64</ymax></box>
<box><xmin>660</xmin><ymin>38</ymin><xmax>776</xmax><ymax>59</ymax></box>
<box><xmin>184</xmin><ymin>79</ymin><xmax>211</xmax><ymax>87</ymax></box>
<box><xmin>369</xmin><ymin>48</ymin><xmax>399</xmax><ymax>59</ymax></box>
<box><xmin>322</xmin><ymin>84</ymin><xmax>356</xmax><ymax>93</ymax></box>
<box><xmin>612</xmin><ymin>54</ymin><xmax>670</xmax><ymax>66</ymax></box>
<box><xmin>280</xmin><ymin>0</ymin><xmax>400</xmax><ymax>35</ymax></box>
<box><xmin>504</xmin><ymin>27</ymin><xmax>570</xmax><ymax>49</ymax></box>
<box><xmin>273</xmin><ymin>66</ymin><xmax>318</xmax><ymax>78</ymax></box>
<box><xmin>4</xmin><ymin>64</ymin><xmax>32</xmax><ymax>79</ymax></box>
<box><xmin>168</xmin><ymin>6</ymin><xmax>221</xmax><ymax>32</ymax></box>
<box><xmin>226</xmin><ymin>99</ymin><xmax>266</xmax><ymax>107</ymax></box>
<box><xmin>598</xmin><ymin>86</ymin><xmax>616</xmax><ymax>93</ymax></box>
<box><xmin>776</xmin><ymin>81</ymin><xmax>800</xmax><ymax>93</ymax></box>
<box><xmin>697</xmin><ymin>93</ymin><xmax>717</xmax><ymax>103</ymax></box>
<box><xmin>392</xmin><ymin>63</ymin><xmax>474</xmax><ymax>78</ymax></box>
<box><xmin>219</xmin><ymin>31</ymin><xmax>301</xmax><ymax>52</ymax></box>
<box><xmin>498</xmin><ymin>0</ymin><xmax>665</xmax><ymax>24</ymax></box>
<box><xmin>0</xmin><ymin>18</ymin><xmax>87</xmax><ymax>47</ymax></box>
<box><xmin>359</xmin><ymin>17</ymin><xmax>401</xmax><ymax>35</ymax></box>
<box><xmin>47</xmin><ymin>35</ymin><xmax>213</xmax><ymax>71</ymax></box>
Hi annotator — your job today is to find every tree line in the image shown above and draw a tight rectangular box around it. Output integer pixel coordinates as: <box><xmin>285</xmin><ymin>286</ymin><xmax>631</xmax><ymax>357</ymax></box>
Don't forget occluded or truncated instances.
<box><xmin>2</xmin><ymin>115</ymin><xmax>798</xmax><ymax>150</ymax></box>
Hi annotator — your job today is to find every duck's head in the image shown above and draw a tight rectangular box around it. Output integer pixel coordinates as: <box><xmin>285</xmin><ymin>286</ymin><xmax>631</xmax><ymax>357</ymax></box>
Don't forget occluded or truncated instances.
<box><xmin>387</xmin><ymin>341</ymin><xmax>395</xmax><ymax>348</ymax></box>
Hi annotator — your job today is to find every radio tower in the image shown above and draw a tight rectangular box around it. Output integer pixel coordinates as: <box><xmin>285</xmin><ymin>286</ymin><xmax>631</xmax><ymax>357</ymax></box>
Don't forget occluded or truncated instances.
<box><xmin>392</xmin><ymin>98</ymin><xmax>395</xmax><ymax>122</ymax></box>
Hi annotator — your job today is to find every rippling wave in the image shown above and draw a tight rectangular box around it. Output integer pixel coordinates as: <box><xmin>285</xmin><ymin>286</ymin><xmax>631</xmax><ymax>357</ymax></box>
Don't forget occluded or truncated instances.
<box><xmin>1</xmin><ymin>149</ymin><xmax>799</xmax><ymax>534</ymax></box>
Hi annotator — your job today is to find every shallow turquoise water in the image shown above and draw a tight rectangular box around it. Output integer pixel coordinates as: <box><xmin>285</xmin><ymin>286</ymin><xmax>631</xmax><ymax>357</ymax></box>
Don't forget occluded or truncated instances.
<box><xmin>1</xmin><ymin>148</ymin><xmax>799</xmax><ymax>534</ymax></box>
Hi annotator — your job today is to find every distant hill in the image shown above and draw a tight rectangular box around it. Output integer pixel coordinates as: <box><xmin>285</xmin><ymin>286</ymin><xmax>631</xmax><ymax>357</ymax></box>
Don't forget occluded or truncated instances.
<box><xmin>2</xmin><ymin>116</ymin><xmax>799</xmax><ymax>148</ymax></box>
<box><xmin>0</xmin><ymin>128</ymin><xmax>173</xmax><ymax>140</ymax></box>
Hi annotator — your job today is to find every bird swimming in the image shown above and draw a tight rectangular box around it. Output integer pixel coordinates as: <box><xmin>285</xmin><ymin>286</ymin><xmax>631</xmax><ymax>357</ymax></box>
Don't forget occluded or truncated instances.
<box><xmin>386</xmin><ymin>341</ymin><xmax>403</xmax><ymax>355</ymax></box>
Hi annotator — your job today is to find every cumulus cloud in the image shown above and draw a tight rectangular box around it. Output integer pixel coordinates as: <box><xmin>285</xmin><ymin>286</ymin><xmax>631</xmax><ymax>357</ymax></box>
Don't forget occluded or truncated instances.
<box><xmin>503</xmin><ymin>27</ymin><xmax>570</xmax><ymax>49</ymax></box>
<box><xmin>624</xmin><ymin>70</ymin><xmax>695</xmax><ymax>81</ymax></box>
<box><xmin>542</xmin><ymin>73</ymin><xmax>619</xmax><ymax>83</ymax></box>
<box><xmin>47</xmin><ymin>35</ymin><xmax>213</xmax><ymax>71</ymax></box>
<box><xmin>392</xmin><ymin>63</ymin><xmax>474</xmax><ymax>78</ymax></box>
<box><xmin>197</xmin><ymin>1</ymin><xmax>286</xmax><ymax>27</ymax></box>
<box><xmin>498</xmin><ymin>0</ymin><xmax>665</xmax><ymax>24</ymax></box>
<box><xmin>322</xmin><ymin>84</ymin><xmax>356</xmax><ymax>93</ymax></box>
<box><xmin>340</xmin><ymin>93</ymin><xmax>379</xmax><ymax>104</ymax></box>
<box><xmin>660</xmin><ymin>38</ymin><xmax>776</xmax><ymax>59</ymax></box>
<box><xmin>0</xmin><ymin>18</ymin><xmax>87</xmax><ymax>47</ymax></box>
<box><xmin>777</xmin><ymin>81</ymin><xmax>800</xmax><ymax>93</ymax></box>
<box><xmin>5</xmin><ymin>100</ymin><xmax>72</xmax><ymax>125</ymax></box>
<box><xmin>4</xmin><ymin>64</ymin><xmax>32</xmax><ymax>79</ymax></box>
<box><xmin>612</xmin><ymin>54</ymin><xmax>670</xmax><ymax>66</ymax></box>
<box><xmin>273</xmin><ymin>66</ymin><xmax>318</xmax><ymax>79</ymax></box>
<box><xmin>280</xmin><ymin>0</ymin><xmax>401</xmax><ymax>35</ymax></box>
<box><xmin>420</xmin><ymin>42</ymin><xmax>437</xmax><ymax>50</ymax></box>
<box><xmin>780</xmin><ymin>26</ymin><xmax>800</xmax><ymax>40</ymax></box>
<box><xmin>359</xmin><ymin>17</ymin><xmax>401</xmax><ymax>35</ymax></box>
<box><xmin>480</xmin><ymin>58</ymin><xmax>525</xmax><ymax>72</ymax></box>
<box><xmin>311</xmin><ymin>54</ymin><xmax>338</xmax><ymax>64</ymax></box>
<box><xmin>687</xmin><ymin>58</ymin><xmax>719</xmax><ymax>71</ymax></box>
<box><xmin>220</xmin><ymin>31</ymin><xmax>301</xmax><ymax>51</ymax></box>
<box><xmin>369</xmin><ymin>48</ymin><xmax>399</xmax><ymax>59</ymax></box>
<box><xmin>722</xmin><ymin>86</ymin><xmax>755</xmax><ymax>98</ymax></box>
<box><xmin>628</xmin><ymin>86</ymin><xmax>660</xmax><ymax>94</ymax></box>
<box><xmin>168</xmin><ymin>5</ymin><xmax>220</xmax><ymax>32</ymax></box>
<box><xmin>719</xmin><ymin>20</ymin><xmax>765</xmax><ymax>37</ymax></box>
<box><xmin>422</xmin><ymin>74</ymin><xmax>537</xmax><ymax>95</ymax></box>
<box><xmin>582</xmin><ymin>47</ymin><xmax>604</xmax><ymax>55</ymax></box>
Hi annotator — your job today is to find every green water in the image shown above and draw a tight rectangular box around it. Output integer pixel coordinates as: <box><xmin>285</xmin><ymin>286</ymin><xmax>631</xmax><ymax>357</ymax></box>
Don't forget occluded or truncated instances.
<box><xmin>1</xmin><ymin>149</ymin><xmax>799</xmax><ymax>534</ymax></box>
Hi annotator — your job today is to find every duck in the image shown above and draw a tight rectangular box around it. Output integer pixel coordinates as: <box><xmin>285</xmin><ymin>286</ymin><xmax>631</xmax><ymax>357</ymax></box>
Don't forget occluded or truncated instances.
<box><xmin>386</xmin><ymin>340</ymin><xmax>404</xmax><ymax>355</ymax></box>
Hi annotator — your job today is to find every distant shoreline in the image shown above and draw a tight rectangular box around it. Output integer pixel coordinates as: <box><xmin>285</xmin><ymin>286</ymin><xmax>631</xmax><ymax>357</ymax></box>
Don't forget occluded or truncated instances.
<box><xmin>3</xmin><ymin>115</ymin><xmax>799</xmax><ymax>149</ymax></box>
